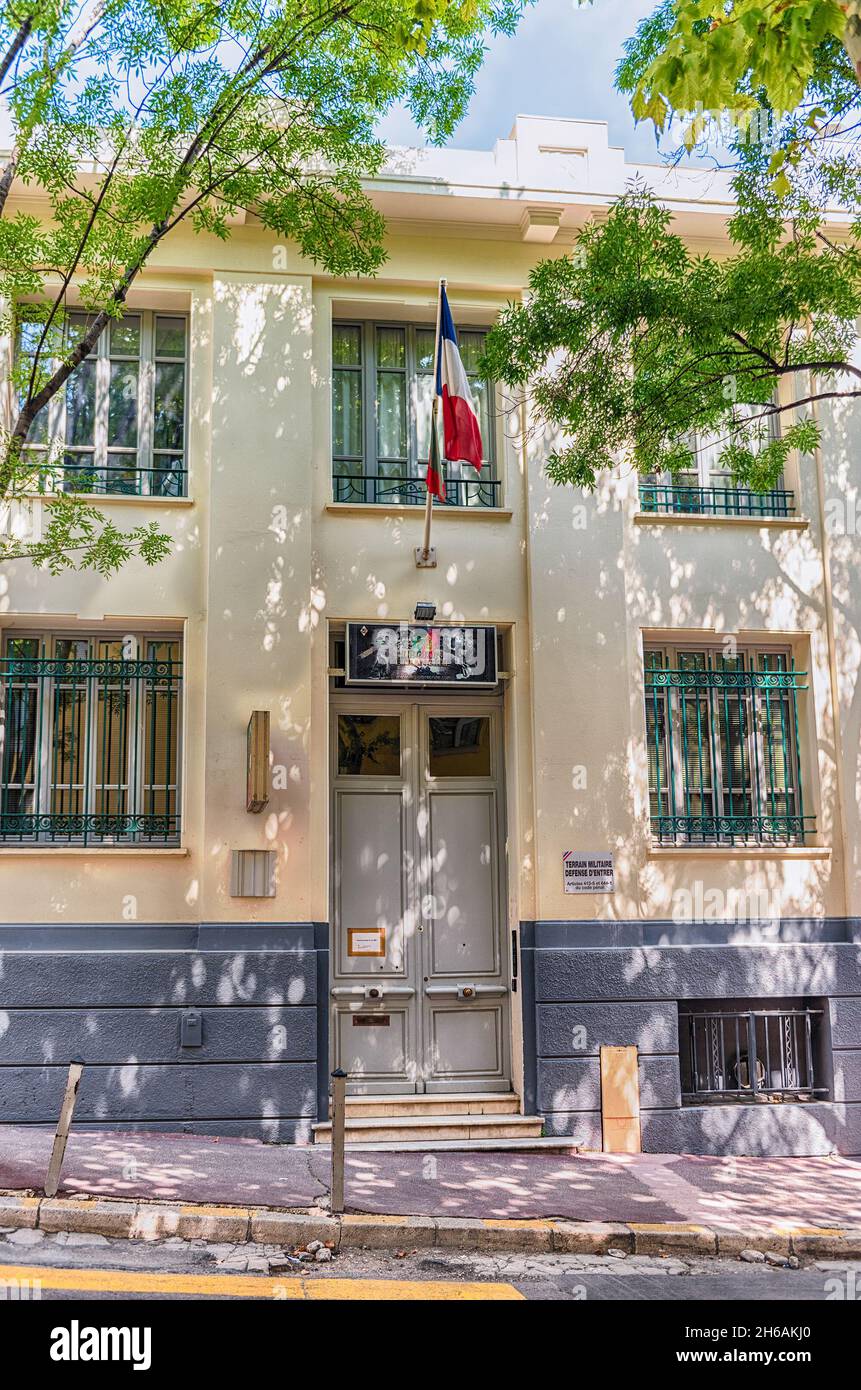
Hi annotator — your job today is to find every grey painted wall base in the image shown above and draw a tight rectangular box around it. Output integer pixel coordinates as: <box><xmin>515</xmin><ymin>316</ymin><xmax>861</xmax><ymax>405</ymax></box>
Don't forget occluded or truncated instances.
<box><xmin>0</xmin><ymin>924</ymin><xmax>328</xmax><ymax>1141</ymax></box>
<box><xmin>520</xmin><ymin>920</ymin><xmax>861</xmax><ymax>1158</ymax></box>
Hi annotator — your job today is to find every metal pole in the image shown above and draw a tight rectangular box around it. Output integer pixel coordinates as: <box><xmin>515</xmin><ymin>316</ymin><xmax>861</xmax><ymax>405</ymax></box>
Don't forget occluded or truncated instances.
<box><xmin>418</xmin><ymin>278</ymin><xmax>445</xmax><ymax>566</ymax></box>
<box><xmin>330</xmin><ymin>1067</ymin><xmax>347</xmax><ymax>1214</ymax></box>
<box><xmin>44</xmin><ymin>1060</ymin><xmax>84</xmax><ymax>1198</ymax></box>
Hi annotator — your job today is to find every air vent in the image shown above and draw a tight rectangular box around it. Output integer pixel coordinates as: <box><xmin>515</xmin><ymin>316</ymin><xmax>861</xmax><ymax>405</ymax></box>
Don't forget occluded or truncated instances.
<box><xmin>230</xmin><ymin>849</ymin><xmax>276</xmax><ymax>898</ymax></box>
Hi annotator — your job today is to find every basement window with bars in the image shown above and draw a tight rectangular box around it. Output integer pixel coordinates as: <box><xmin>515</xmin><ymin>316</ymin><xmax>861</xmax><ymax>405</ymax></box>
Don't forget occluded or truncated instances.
<box><xmin>644</xmin><ymin>643</ymin><xmax>815</xmax><ymax>846</ymax></box>
<box><xmin>16</xmin><ymin>311</ymin><xmax>188</xmax><ymax>497</ymax></box>
<box><xmin>680</xmin><ymin>1001</ymin><xmax>826</xmax><ymax>1104</ymax></box>
<box><xmin>331</xmin><ymin>319</ymin><xmax>500</xmax><ymax>508</ymax></box>
<box><xmin>0</xmin><ymin>632</ymin><xmax>182</xmax><ymax>845</ymax></box>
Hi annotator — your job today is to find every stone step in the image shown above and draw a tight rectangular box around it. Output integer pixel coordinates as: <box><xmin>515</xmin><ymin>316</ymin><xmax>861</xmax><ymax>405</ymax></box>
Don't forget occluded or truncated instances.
<box><xmin>313</xmin><ymin>1112</ymin><xmax>544</xmax><ymax>1145</ymax></box>
<box><xmin>311</xmin><ymin>1134</ymin><xmax>576</xmax><ymax>1153</ymax></box>
<box><xmin>336</xmin><ymin>1092</ymin><xmax>520</xmax><ymax>1119</ymax></box>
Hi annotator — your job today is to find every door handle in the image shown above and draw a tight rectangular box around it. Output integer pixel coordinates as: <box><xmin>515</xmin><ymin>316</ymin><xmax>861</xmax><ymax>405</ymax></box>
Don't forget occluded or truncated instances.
<box><xmin>423</xmin><ymin>983</ymin><xmax>508</xmax><ymax>999</ymax></box>
<box><xmin>331</xmin><ymin>985</ymin><xmax>416</xmax><ymax>1000</ymax></box>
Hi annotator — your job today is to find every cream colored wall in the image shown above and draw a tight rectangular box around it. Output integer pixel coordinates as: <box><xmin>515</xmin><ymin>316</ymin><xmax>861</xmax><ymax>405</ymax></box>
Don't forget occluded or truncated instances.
<box><xmin>0</xmin><ymin>206</ymin><xmax>855</xmax><ymax>929</ymax></box>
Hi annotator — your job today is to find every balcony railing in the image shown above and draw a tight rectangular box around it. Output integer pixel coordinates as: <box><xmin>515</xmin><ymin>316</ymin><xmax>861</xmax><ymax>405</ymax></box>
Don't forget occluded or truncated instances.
<box><xmin>681</xmin><ymin>1008</ymin><xmax>825</xmax><ymax>1102</ymax></box>
<box><xmin>640</xmin><ymin>483</ymin><xmax>795</xmax><ymax>518</ymax></box>
<box><xmin>25</xmin><ymin>462</ymin><xmax>188</xmax><ymax>498</ymax></box>
<box><xmin>0</xmin><ymin>655</ymin><xmax>181</xmax><ymax>845</ymax></box>
<box><xmin>646</xmin><ymin>665</ymin><xmax>815</xmax><ymax>846</ymax></box>
<box><xmin>333</xmin><ymin>472</ymin><xmax>501</xmax><ymax>508</ymax></box>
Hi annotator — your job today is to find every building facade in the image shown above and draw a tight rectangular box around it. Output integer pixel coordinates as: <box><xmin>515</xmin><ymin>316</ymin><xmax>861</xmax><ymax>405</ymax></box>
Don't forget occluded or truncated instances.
<box><xmin>1</xmin><ymin>116</ymin><xmax>859</xmax><ymax>1156</ymax></box>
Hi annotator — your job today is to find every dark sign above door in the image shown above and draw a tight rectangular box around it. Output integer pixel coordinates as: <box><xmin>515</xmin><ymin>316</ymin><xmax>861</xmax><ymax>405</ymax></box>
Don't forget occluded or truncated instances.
<box><xmin>346</xmin><ymin>622</ymin><xmax>498</xmax><ymax>687</ymax></box>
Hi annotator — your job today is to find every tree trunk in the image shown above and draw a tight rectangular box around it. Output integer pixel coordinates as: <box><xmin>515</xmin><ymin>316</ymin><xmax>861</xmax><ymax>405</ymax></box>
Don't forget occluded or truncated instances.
<box><xmin>843</xmin><ymin>15</ymin><xmax>861</xmax><ymax>83</ymax></box>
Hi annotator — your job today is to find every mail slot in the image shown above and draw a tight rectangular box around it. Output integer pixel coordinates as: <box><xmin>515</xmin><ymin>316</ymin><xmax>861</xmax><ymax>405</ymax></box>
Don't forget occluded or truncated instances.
<box><xmin>353</xmin><ymin>1014</ymin><xmax>390</xmax><ymax>1027</ymax></box>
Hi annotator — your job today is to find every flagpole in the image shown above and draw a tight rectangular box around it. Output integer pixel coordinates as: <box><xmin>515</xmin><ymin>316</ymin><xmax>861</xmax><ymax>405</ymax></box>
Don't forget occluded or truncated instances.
<box><xmin>418</xmin><ymin>277</ymin><xmax>445</xmax><ymax>566</ymax></box>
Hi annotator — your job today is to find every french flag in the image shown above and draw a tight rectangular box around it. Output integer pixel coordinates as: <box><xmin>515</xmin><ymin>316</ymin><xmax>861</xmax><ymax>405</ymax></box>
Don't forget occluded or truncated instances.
<box><xmin>434</xmin><ymin>284</ymin><xmax>483</xmax><ymax>480</ymax></box>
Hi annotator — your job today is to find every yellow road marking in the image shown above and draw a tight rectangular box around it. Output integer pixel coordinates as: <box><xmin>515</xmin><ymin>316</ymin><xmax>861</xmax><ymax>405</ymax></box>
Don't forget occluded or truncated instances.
<box><xmin>0</xmin><ymin>1263</ymin><xmax>523</xmax><ymax>1301</ymax></box>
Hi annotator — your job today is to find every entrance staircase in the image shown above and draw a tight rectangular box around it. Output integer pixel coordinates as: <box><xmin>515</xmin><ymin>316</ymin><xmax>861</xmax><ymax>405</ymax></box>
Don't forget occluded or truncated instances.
<box><xmin>312</xmin><ymin>1093</ymin><xmax>570</xmax><ymax>1150</ymax></box>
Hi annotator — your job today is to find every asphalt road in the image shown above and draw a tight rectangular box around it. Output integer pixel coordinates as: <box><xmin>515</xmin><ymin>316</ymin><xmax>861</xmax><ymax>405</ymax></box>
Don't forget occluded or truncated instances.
<box><xmin>1</xmin><ymin>1227</ymin><xmax>859</xmax><ymax>1301</ymax></box>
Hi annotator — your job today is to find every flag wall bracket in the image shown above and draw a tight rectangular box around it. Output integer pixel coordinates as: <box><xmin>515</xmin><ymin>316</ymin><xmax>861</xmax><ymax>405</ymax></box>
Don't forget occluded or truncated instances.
<box><xmin>414</xmin><ymin>545</ymin><xmax>437</xmax><ymax>569</ymax></box>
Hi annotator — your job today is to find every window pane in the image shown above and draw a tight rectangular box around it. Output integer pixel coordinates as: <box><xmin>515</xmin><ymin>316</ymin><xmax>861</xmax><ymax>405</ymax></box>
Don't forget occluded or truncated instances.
<box><xmin>333</xmin><ymin>324</ymin><xmax>361</xmax><ymax>368</ymax></box>
<box><xmin>376</xmin><ymin>326</ymin><xmax>405</xmax><ymax>369</ymax></box>
<box><xmin>337</xmin><ymin>715</ymin><xmax>400</xmax><ymax>776</ymax></box>
<box><xmin>66</xmin><ymin>359</ymin><xmax>96</xmax><ymax>445</ymax></box>
<box><xmin>458</xmin><ymin>332</ymin><xmax>484</xmax><ymax>374</ymax></box>
<box><xmin>333</xmin><ymin>370</ymin><xmax>362</xmax><ymax>458</ymax></box>
<box><xmin>108</xmin><ymin>361</ymin><xmax>139</xmax><ymax>447</ymax></box>
<box><xmin>110</xmin><ymin>317</ymin><xmax>140</xmax><ymax>356</ymax></box>
<box><xmin>62</xmin><ymin>451</ymin><xmax>97</xmax><ymax>491</ymax></box>
<box><xmin>153</xmin><ymin>362</ymin><xmax>185</xmax><ymax>450</ymax></box>
<box><xmin>429</xmin><ymin>716</ymin><xmax>491</xmax><ymax>777</ymax></box>
<box><xmin>416</xmin><ymin>328</ymin><xmax>435</xmax><ymax>373</ymax></box>
<box><xmin>415</xmin><ymin>372</ymin><xmax>436</xmax><ymax>462</ymax></box>
<box><xmin>105</xmin><ymin>452</ymin><xmax>139</xmax><ymax>494</ymax></box>
<box><xmin>155</xmin><ymin>317</ymin><xmax>186</xmax><ymax>357</ymax></box>
<box><xmin>151</xmin><ymin>456</ymin><xmax>185</xmax><ymax>497</ymax></box>
<box><xmin>376</xmin><ymin>372</ymin><xmax>406</xmax><ymax>461</ymax></box>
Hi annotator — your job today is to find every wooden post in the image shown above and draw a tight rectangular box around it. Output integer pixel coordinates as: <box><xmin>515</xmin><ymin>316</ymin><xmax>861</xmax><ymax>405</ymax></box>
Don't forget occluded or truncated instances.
<box><xmin>600</xmin><ymin>1045</ymin><xmax>641</xmax><ymax>1154</ymax></box>
<box><xmin>44</xmin><ymin>1060</ymin><xmax>84</xmax><ymax>1198</ymax></box>
<box><xmin>330</xmin><ymin>1067</ymin><xmax>347</xmax><ymax>1214</ymax></box>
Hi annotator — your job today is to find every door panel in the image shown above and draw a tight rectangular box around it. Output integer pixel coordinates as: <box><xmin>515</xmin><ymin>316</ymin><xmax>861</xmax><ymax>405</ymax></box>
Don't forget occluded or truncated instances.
<box><xmin>331</xmin><ymin>695</ymin><xmax>510</xmax><ymax>1095</ymax></box>
<box><xmin>426</xmin><ymin>792</ymin><xmax>498</xmax><ymax>975</ymax></box>
<box><xmin>335</xmin><ymin>790</ymin><xmax>407</xmax><ymax>976</ymax></box>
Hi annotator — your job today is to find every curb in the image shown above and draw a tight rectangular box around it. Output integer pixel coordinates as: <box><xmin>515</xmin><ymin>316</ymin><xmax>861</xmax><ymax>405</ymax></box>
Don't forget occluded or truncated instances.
<box><xmin>1</xmin><ymin>1193</ymin><xmax>860</xmax><ymax>1259</ymax></box>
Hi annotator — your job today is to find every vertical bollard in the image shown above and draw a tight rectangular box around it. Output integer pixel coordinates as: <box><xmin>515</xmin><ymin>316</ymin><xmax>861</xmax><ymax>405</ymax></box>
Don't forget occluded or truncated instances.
<box><xmin>44</xmin><ymin>1059</ymin><xmax>84</xmax><ymax>1198</ymax></box>
<box><xmin>330</xmin><ymin>1067</ymin><xmax>347</xmax><ymax>1214</ymax></box>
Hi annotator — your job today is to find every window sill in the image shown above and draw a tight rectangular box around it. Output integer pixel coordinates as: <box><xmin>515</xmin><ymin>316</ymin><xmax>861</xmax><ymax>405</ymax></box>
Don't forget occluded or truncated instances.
<box><xmin>648</xmin><ymin>845</ymin><xmax>831</xmax><ymax>861</ymax></box>
<box><xmin>0</xmin><ymin>846</ymin><xmax>189</xmax><ymax>857</ymax></box>
<box><xmin>326</xmin><ymin>501</ymin><xmax>512</xmax><ymax>520</ymax></box>
<box><xmin>23</xmin><ymin>492</ymin><xmax>194</xmax><ymax>507</ymax></box>
<box><xmin>634</xmin><ymin>511</ymin><xmax>809</xmax><ymax>530</ymax></box>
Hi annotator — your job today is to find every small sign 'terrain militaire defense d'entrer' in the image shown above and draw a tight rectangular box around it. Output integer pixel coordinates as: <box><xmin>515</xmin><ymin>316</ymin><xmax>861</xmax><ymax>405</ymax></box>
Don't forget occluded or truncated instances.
<box><xmin>563</xmin><ymin>851</ymin><xmax>615</xmax><ymax>894</ymax></box>
<box><xmin>346</xmin><ymin>622</ymin><xmax>497</xmax><ymax>687</ymax></box>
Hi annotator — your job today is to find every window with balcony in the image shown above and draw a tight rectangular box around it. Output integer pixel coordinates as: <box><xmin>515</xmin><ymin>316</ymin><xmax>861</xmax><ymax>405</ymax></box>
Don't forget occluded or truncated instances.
<box><xmin>644</xmin><ymin>643</ymin><xmax>814</xmax><ymax>846</ymax></box>
<box><xmin>639</xmin><ymin>410</ymin><xmax>794</xmax><ymax>518</ymax></box>
<box><xmin>331</xmin><ymin>320</ymin><xmax>499</xmax><ymax>507</ymax></box>
<box><xmin>17</xmin><ymin>311</ymin><xmax>188</xmax><ymax>497</ymax></box>
<box><xmin>0</xmin><ymin>632</ymin><xmax>182</xmax><ymax>845</ymax></box>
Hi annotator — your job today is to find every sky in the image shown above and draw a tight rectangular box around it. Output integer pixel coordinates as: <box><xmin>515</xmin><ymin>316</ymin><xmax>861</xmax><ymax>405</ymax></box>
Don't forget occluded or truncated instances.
<box><xmin>377</xmin><ymin>0</ymin><xmax>663</xmax><ymax>159</ymax></box>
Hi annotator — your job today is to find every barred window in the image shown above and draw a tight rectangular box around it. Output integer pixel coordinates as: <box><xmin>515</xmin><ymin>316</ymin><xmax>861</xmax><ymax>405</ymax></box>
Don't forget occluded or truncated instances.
<box><xmin>0</xmin><ymin>631</ymin><xmax>182</xmax><ymax>845</ymax></box>
<box><xmin>16</xmin><ymin>312</ymin><xmax>188</xmax><ymax>497</ymax></box>
<box><xmin>644</xmin><ymin>643</ymin><xmax>814</xmax><ymax>846</ymax></box>
<box><xmin>331</xmin><ymin>320</ymin><xmax>499</xmax><ymax>508</ymax></box>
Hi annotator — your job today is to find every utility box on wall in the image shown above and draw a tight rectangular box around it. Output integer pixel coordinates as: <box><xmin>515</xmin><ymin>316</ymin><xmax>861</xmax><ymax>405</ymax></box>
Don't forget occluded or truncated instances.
<box><xmin>230</xmin><ymin>849</ymin><xmax>276</xmax><ymax>898</ymax></box>
<box><xmin>600</xmin><ymin>1045</ymin><xmax>641</xmax><ymax>1154</ymax></box>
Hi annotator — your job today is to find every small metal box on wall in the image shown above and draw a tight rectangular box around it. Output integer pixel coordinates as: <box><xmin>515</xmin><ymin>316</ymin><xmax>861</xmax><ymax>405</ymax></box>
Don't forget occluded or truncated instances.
<box><xmin>246</xmin><ymin>710</ymin><xmax>270</xmax><ymax>813</ymax></box>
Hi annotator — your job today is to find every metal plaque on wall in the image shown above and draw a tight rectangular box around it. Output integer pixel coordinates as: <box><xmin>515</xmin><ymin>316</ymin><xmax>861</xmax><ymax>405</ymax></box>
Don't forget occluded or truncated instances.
<box><xmin>346</xmin><ymin>622</ymin><xmax>498</xmax><ymax>687</ymax></box>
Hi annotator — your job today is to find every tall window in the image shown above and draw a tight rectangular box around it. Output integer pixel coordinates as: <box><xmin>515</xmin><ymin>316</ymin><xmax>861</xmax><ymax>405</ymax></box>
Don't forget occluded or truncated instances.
<box><xmin>640</xmin><ymin>409</ymin><xmax>793</xmax><ymax>518</ymax></box>
<box><xmin>16</xmin><ymin>311</ymin><xmax>188</xmax><ymax>497</ymax></box>
<box><xmin>644</xmin><ymin>643</ymin><xmax>813</xmax><ymax>846</ymax></box>
<box><xmin>0</xmin><ymin>632</ymin><xmax>182</xmax><ymax>845</ymax></box>
<box><xmin>332</xmin><ymin>320</ymin><xmax>499</xmax><ymax>507</ymax></box>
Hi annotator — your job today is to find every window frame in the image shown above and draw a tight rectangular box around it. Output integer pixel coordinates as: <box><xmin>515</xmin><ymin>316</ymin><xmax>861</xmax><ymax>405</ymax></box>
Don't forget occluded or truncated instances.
<box><xmin>14</xmin><ymin>309</ymin><xmax>189</xmax><ymax>498</ymax></box>
<box><xmin>331</xmin><ymin>317</ymin><xmax>499</xmax><ymax>505</ymax></box>
<box><xmin>641</xmin><ymin>407</ymin><xmax>793</xmax><ymax>517</ymax></box>
<box><xmin>0</xmin><ymin>628</ymin><xmax>184</xmax><ymax>846</ymax></box>
<box><xmin>644</xmin><ymin>639</ymin><xmax>811</xmax><ymax>846</ymax></box>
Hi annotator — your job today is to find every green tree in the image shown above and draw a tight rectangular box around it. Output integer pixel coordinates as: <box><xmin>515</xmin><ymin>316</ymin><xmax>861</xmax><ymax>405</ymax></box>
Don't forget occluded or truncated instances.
<box><xmin>0</xmin><ymin>0</ymin><xmax>525</xmax><ymax>573</ymax></box>
<box><xmin>482</xmin><ymin>3</ymin><xmax>861</xmax><ymax>495</ymax></box>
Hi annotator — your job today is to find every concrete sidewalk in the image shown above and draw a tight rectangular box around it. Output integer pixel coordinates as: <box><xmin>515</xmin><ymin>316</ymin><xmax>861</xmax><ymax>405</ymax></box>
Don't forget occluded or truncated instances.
<box><xmin>1</xmin><ymin>1125</ymin><xmax>860</xmax><ymax>1232</ymax></box>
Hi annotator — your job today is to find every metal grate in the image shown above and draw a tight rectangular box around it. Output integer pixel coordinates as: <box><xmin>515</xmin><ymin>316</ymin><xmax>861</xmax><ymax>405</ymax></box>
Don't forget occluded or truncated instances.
<box><xmin>640</xmin><ymin>484</ymin><xmax>796</xmax><ymax>518</ymax></box>
<box><xmin>0</xmin><ymin>649</ymin><xmax>182</xmax><ymax>845</ymax></box>
<box><xmin>680</xmin><ymin>1008</ymin><xmax>825</xmax><ymax>1101</ymax></box>
<box><xmin>645</xmin><ymin>659</ymin><xmax>815</xmax><ymax>846</ymax></box>
<box><xmin>333</xmin><ymin>473</ymin><xmax>501</xmax><ymax>508</ymax></box>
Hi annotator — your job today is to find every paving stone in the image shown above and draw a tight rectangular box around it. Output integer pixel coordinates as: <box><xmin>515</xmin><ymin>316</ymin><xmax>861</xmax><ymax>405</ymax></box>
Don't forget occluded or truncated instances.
<box><xmin>6</xmin><ymin>1227</ymin><xmax>45</xmax><ymax>1245</ymax></box>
